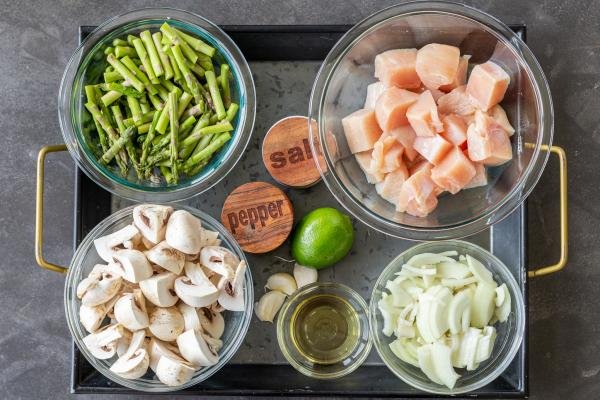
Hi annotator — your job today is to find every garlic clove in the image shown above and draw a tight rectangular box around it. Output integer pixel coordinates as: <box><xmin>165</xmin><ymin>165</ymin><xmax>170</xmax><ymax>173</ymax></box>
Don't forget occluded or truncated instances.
<box><xmin>254</xmin><ymin>291</ymin><xmax>287</xmax><ymax>323</ymax></box>
<box><xmin>265</xmin><ymin>272</ymin><xmax>297</xmax><ymax>295</ymax></box>
<box><xmin>293</xmin><ymin>263</ymin><xmax>318</xmax><ymax>289</ymax></box>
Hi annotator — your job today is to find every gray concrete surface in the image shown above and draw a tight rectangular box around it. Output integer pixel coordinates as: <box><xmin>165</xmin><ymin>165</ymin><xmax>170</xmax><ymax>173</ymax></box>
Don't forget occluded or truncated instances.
<box><xmin>0</xmin><ymin>0</ymin><xmax>597</xmax><ymax>398</ymax></box>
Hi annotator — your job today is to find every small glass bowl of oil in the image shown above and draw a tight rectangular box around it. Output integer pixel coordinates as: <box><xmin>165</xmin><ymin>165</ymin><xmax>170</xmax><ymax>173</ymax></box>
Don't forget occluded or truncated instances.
<box><xmin>276</xmin><ymin>282</ymin><xmax>371</xmax><ymax>379</ymax></box>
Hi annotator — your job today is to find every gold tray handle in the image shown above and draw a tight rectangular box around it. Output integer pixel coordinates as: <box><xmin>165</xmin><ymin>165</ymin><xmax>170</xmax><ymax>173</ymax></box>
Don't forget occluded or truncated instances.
<box><xmin>528</xmin><ymin>145</ymin><xmax>568</xmax><ymax>278</ymax></box>
<box><xmin>35</xmin><ymin>144</ymin><xmax>69</xmax><ymax>274</ymax></box>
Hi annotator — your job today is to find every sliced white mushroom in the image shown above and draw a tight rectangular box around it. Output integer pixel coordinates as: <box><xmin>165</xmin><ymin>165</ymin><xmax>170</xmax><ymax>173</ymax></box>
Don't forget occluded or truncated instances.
<box><xmin>204</xmin><ymin>334</ymin><xmax>223</xmax><ymax>353</ymax></box>
<box><xmin>82</xmin><ymin>323</ymin><xmax>124</xmax><ymax>359</ymax></box>
<box><xmin>293</xmin><ymin>263</ymin><xmax>318</xmax><ymax>289</ymax></box>
<box><xmin>94</xmin><ymin>224</ymin><xmax>140</xmax><ymax>262</ymax></box>
<box><xmin>199</xmin><ymin>246</ymin><xmax>239</xmax><ymax>278</ymax></box>
<box><xmin>198</xmin><ymin>307</ymin><xmax>225</xmax><ymax>339</ymax></box>
<box><xmin>112</xmin><ymin>249</ymin><xmax>153</xmax><ymax>283</ymax></box>
<box><xmin>200</xmin><ymin>228</ymin><xmax>221</xmax><ymax>247</ymax></box>
<box><xmin>148</xmin><ymin>306</ymin><xmax>185</xmax><ymax>342</ymax></box>
<box><xmin>123</xmin><ymin>231</ymin><xmax>143</xmax><ymax>250</ymax></box>
<box><xmin>209</xmin><ymin>273</ymin><xmax>221</xmax><ymax>288</ymax></box>
<box><xmin>175</xmin><ymin>262</ymin><xmax>220</xmax><ymax>307</ymax></box>
<box><xmin>165</xmin><ymin>210</ymin><xmax>203</xmax><ymax>255</ymax></box>
<box><xmin>116</xmin><ymin>329</ymin><xmax>133</xmax><ymax>357</ymax></box>
<box><xmin>77</xmin><ymin>266</ymin><xmax>122</xmax><ymax>307</ymax></box>
<box><xmin>139</xmin><ymin>271</ymin><xmax>178</xmax><ymax>307</ymax></box>
<box><xmin>141</xmin><ymin>236</ymin><xmax>155</xmax><ymax>250</ymax></box>
<box><xmin>265</xmin><ymin>272</ymin><xmax>297</xmax><ymax>295</ymax></box>
<box><xmin>148</xmin><ymin>338</ymin><xmax>184</xmax><ymax>372</ymax></box>
<box><xmin>77</xmin><ymin>264</ymin><xmax>120</xmax><ymax>288</ymax></box>
<box><xmin>217</xmin><ymin>260</ymin><xmax>246</xmax><ymax>311</ymax></box>
<box><xmin>110</xmin><ymin>330</ymin><xmax>149</xmax><ymax>379</ymax></box>
<box><xmin>176</xmin><ymin>329</ymin><xmax>219</xmax><ymax>367</ymax></box>
<box><xmin>184</xmin><ymin>261</ymin><xmax>209</xmax><ymax>285</ymax></box>
<box><xmin>209</xmin><ymin>301</ymin><xmax>224</xmax><ymax>314</ymax></box>
<box><xmin>116</xmin><ymin>279</ymin><xmax>139</xmax><ymax>295</ymax></box>
<box><xmin>114</xmin><ymin>292</ymin><xmax>149</xmax><ymax>331</ymax></box>
<box><xmin>178</xmin><ymin>303</ymin><xmax>201</xmax><ymax>331</ymax></box>
<box><xmin>79</xmin><ymin>295</ymin><xmax>118</xmax><ymax>333</ymax></box>
<box><xmin>133</xmin><ymin>204</ymin><xmax>173</xmax><ymax>245</ymax></box>
<box><xmin>175</xmin><ymin>276</ymin><xmax>219</xmax><ymax>308</ymax></box>
<box><xmin>254</xmin><ymin>290</ymin><xmax>287</xmax><ymax>323</ymax></box>
<box><xmin>155</xmin><ymin>355</ymin><xmax>196</xmax><ymax>387</ymax></box>
<box><xmin>145</xmin><ymin>241</ymin><xmax>185</xmax><ymax>275</ymax></box>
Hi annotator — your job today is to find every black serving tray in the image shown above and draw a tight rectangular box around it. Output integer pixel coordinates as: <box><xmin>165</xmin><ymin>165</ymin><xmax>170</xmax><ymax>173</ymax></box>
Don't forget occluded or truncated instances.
<box><xmin>72</xmin><ymin>24</ymin><xmax>528</xmax><ymax>397</ymax></box>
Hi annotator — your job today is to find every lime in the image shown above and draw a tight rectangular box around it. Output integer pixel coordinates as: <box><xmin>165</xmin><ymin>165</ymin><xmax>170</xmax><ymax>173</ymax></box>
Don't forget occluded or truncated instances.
<box><xmin>291</xmin><ymin>207</ymin><xmax>354</xmax><ymax>269</ymax></box>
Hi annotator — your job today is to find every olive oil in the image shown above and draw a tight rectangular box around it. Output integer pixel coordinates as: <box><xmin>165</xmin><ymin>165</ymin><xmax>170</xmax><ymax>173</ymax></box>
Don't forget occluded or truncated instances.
<box><xmin>290</xmin><ymin>294</ymin><xmax>360</xmax><ymax>364</ymax></box>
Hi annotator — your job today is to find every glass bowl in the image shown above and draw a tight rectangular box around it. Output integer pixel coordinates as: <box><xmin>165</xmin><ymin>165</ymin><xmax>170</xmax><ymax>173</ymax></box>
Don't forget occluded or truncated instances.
<box><xmin>369</xmin><ymin>240</ymin><xmax>525</xmax><ymax>394</ymax></box>
<box><xmin>276</xmin><ymin>282</ymin><xmax>372</xmax><ymax>379</ymax></box>
<box><xmin>64</xmin><ymin>205</ymin><xmax>254</xmax><ymax>392</ymax></box>
<box><xmin>309</xmin><ymin>1</ymin><xmax>553</xmax><ymax>240</ymax></box>
<box><xmin>59</xmin><ymin>8</ymin><xmax>256</xmax><ymax>202</ymax></box>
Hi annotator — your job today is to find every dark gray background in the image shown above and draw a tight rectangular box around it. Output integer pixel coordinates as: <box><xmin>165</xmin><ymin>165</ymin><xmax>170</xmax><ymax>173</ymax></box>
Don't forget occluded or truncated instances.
<box><xmin>0</xmin><ymin>0</ymin><xmax>598</xmax><ymax>399</ymax></box>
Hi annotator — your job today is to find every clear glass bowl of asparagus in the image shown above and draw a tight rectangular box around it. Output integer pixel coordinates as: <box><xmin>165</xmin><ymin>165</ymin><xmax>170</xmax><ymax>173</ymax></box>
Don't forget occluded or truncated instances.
<box><xmin>59</xmin><ymin>8</ymin><xmax>255</xmax><ymax>201</ymax></box>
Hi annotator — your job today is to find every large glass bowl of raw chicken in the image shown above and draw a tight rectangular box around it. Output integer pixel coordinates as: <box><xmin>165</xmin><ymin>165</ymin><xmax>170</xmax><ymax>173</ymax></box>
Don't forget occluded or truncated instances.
<box><xmin>309</xmin><ymin>1</ymin><xmax>553</xmax><ymax>240</ymax></box>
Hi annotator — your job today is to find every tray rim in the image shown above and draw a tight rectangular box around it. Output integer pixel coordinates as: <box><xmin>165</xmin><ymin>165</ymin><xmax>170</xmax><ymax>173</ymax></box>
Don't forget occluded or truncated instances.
<box><xmin>71</xmin><ymin>24</ymin><xmax>529</xmax><ymax>398</ymax></box>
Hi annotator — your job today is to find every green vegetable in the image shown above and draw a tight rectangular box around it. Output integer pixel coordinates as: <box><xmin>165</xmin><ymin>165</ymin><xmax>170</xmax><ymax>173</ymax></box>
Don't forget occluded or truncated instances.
<box><xmin>131</xmin><ymin>38</ymin><xmax>158</xmax><ymax>84</ymax></box>
<box><xmin>152</xmin><ymin>32</ymin><xmax>173</xmax><ymax>80</ymax></box>
<box><xmin>100</xmin><ymin>127</ymin><xmax>135</xmax><ymax>164</ymax></box>
<box><xmin>220</xmin><ymin>64</ymin><xmax>231</xmax><ymax>108</ymax></box>
<box><xmin>114</xmin><ymin>46</ymin><xmax>134</xmax><ymax>58</ymax></box>
<box><xmin>106</xmin><ymin>54</ymin><xmax>144</xmax><ymax>92</ymax></box>
<box><xmin>83</xmin><ymin>22</ymin><xmax>235</xmax><ymax>182</ymax></box>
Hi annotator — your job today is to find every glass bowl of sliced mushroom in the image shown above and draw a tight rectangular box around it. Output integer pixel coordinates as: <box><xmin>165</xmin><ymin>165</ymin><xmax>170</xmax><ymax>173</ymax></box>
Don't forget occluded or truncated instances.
<box><xmin>64</xmin><ymin>204</ymin><xmax>253</xmax><ymax>391</ymax></box>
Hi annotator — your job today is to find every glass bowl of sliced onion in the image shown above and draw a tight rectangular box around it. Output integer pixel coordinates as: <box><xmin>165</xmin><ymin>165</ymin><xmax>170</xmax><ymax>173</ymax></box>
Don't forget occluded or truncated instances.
<box><xmin>369</xmin><ymin>240</ymin><xmax>524</xmax><ymax>395</ymax></box>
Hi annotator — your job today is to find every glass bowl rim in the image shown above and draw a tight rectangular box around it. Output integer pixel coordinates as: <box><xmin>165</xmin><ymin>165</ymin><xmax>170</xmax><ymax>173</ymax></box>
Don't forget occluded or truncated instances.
<box><xmin>308</xmin><ymin>0</ymin><xmax>553</xmax><ymax>240</ymax></box>
<box><xmin>58</xmin><ymin>7</ymin><xmax>256</xmax><ymax>202</ymax></box>
<box><xmin>368</xmin><ymin>239</ymin><xmax>525</xmax><ymax>394</ymax></box>
<box><xmin>64</xmin><ymin>203</ymin><xmax>254</xmax><ymax>392</ymax></box>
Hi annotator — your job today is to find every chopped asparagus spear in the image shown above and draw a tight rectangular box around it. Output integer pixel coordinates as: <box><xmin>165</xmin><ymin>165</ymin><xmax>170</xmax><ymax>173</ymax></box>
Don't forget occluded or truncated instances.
<box><xmin>177</xmin><ymin>93</ymin><xmax>193</xmax><ymax>118</ymax></box>
<box><xmin>168</xmin><ymin>91</ymin><xmax>180</xmax><ymax>183</ymax></box>
<box><xmin>101</xmin><ymin>90</ymin><xmax>122</xmax><ymax>107</ymax></box>
<box><xmin>171</xmin><ymin>44</ymin><xmax>202</xmax><ymax>104</ymax></box>
<box><xmin>98</xmin><ymin>82</ymin><xmax>143</xmax><ymax>98</ymax></box>
<box><xmin>123</xmin><ymin>111</ymin><xmax>155</xmax><ymax>127</ymax></box>
<box><xmin>126</xmin><ymin>34</ymin><xmax>137</xmax><ymax>46</ymax></box>
<box><xmin>127</xmin><ymin>96</ymin><xmax>143</xmax><ymax>125</ymax></box>
<box><xmin>100</xmin><ymin>127</ymin><xmax>135</xmax><ymax>164</ymax></box>
<box><xmin>165</xmin><ymin>47</ymin><xmax>182</xmax><ymax>81</ymax></box>
<box><xmin>106</xmin><ymin>54</ymin><xmax>145</xmax><ymax>92</ymax></box>
<box><xmin>183</xmin><ymin>132</ymin><xmax>231</xmax><ymax>170</ymax></box>
<box><xmin>103</xmin><ymin>71</ymin><xmax>122</xmax><ymax>83</ymax></box>
<box><xmin>173</xmin><ymin>27</ymin><xmax>216</xmax><ymax>57</ymax></box>
<box><xmin>147</xmin><ymin>91</ymin><xmax>163</xmax><ymax>109</ymax></box>
<box><xmin>131</xmin><ymin>38</ymin><xmax>158</xmax><ymax>84</ymax></box>
<box><xmin>140</xmin><ymin>30</ymin><xmax>164</xmax><ymax>78</ymax></box>
<box><xmin>156</xmin><ymin>99</ymin><xmax>171</xmax><ymax>134</ymax></box>
<box><xmin>220</xmin><ymin>64</ymin><xmax>231</xmax><ymax>108</ymax></box>
<box><xmin>112</xmin><ymin>105</ymin><xmax>142</xmax><ymax>179</ymax></box>
<box><xmin>114</xmin><ymin>46</ymin><xmax>135</xmax><ymax>58</ymax></box>
<box><xmin>160</xmin><ymin>22</ymin><xmax>198</xmax><ymax>63</ymax></box>
<box><xmin>141</xmin><ymin>111</ymin><xmax>161</xmax><ymax>167</ymax></box>
<box><xmin>112</xmin><ymin>38</ymin><xmax>128</xmax><ymax>47</ymax></box>
<box><xmin>205</xmin><ymin>71</ymin><xmax>226</xmax><ymax>120</ymax></box>
<box><xmin>226</xmin><ymin>103</ymin><xmax>239</xmax><ymax>122</ymax></box>
<box><xmin>152</xmin><ymin>32</ymin><xmax>173</xmax><ymax>80</ymax></box>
